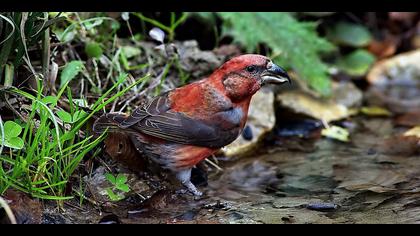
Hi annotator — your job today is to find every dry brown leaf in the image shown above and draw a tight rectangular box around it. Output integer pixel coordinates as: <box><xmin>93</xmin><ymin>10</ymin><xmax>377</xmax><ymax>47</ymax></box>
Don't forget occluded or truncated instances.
<box><xmin>378</xmin><ymin>135</ymin><xmax>420</xmax><ymax>156</ymax></box>
<box><xmin>404</xmin><ymin>126</ymin><xmax>420</xmax><ymax>138</ymax></box>
<box><xmin>277</xmin><ymin>91</ymin><xmax>352</xmax><ymax>123</ymax></box>
<box><xmin>367</xmin><ymin>36</ymin><xmax>397</xmax><ymax>59</ymax></box>
<box><xmin>1</xmin><ymin>189</ymin><xmax>42</xmax><ymax>224</ymax></box>
<box><xmin>394</xmin><ymin>110</ymin><xmax>420</xmax><ymax>127</ymax></box>
<box><xmin>388</xmin><ymin>12</ymin><xmax>418</xmax><ymax>23</ymax></box>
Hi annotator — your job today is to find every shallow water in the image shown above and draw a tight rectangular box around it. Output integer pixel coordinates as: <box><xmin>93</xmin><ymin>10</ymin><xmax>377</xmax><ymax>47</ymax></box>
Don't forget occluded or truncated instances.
<box><xmin>42</xmin><ymin>117</ymin><xmax>419</xmax><ymax>224</ymax></box>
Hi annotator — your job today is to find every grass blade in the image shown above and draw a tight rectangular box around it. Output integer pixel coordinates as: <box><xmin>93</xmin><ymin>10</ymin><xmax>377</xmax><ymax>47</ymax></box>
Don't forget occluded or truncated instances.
<box><xmin>0</xmin><ymin>116</ymin><xmax>4</xmax><ymax>156</ymax></box>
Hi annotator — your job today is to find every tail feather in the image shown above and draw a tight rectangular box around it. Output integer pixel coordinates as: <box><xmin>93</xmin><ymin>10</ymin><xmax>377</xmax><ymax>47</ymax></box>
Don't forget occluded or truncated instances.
<box><xmin>93</xmin><ymin>113</ymin><xmax>128</xmax><ymax>133</ymax></box>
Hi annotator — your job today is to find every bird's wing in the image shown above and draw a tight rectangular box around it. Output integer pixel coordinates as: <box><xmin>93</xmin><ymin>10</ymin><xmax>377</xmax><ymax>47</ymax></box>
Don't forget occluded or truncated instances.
<box><xmin>118</xmin><ymin>93</ymin><xmax>241</xmax><ymax>148</ymax></box>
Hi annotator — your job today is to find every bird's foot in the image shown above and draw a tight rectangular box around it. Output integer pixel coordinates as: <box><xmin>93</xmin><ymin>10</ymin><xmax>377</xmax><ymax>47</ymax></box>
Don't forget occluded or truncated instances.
<box><xmin>175</xmin><ymin>169</ymin><xmax>203</xmax><ymax>197</ymax></box>
<box><xmin>175</xmin><ymin>181</ymin><xmax>203</xmax><ymax>197</ymax></box>
<box><xmin>183</xmin><ymin>181</ymin><xmax>203</xmax><ymax>197</ymax></box>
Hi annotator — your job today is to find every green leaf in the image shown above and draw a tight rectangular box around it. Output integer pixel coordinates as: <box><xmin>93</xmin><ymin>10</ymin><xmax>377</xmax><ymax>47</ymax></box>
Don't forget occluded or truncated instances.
<box><xmin>72</xmin><ymin>110</ymin><xmax>87</xmax><ymax>123</ymax></box>
<box><xmin>218</xmin><ymin>12</ymin><xmax>335</xmax><ymax>96</ymax></box>
<box><xmin>60</xmin><ymin>61</ymin><xmax>84</xmax><ymax>88</ymax></box>
<box><xmin>105</xmin><ymin>173</ymin><xmax>116</xmax><ymax>185</ymax></box>
<box><xmin>56</xmin><ymin>110</ymin><xmax>73</xmax><ymax>123</ymax></box>
<box><xmin>116</xmin><ymin>174</ymin><xmax>127</xmax><ymax>185</ymax></box>
<box><xmin>116</xmin><ymin>184</ymin><xmax>130</xmax><ymax>193</ymax></box>
<box><xmin>85</xmin><ymin>42</ymin><xmax>103</xmax><ymax>59</ymax></box>
<box><xmin>321</xmin><ymin>125</ymin><xmax>350</xmax><ymax>142</ymax></box>
<box><xmin>105</xmin><ymin>188</ymin><xmax>124</xmax><ymax>201</ymax></box>
<box><xmin>55</xmin><ymin>29</ymin><xmax>76</xmax><ymax>42</ymax></box>
<box><xmin>4</xmin><ymin>121</ymin><xmax>22</xmax><ymax>139</ymax></box>
<box><xmin>111</xmin><ymin>21</ymin><xmax>121</xmax><ymax>31</ymax></box>
<box><xmin>327</xmin><ymin>22</ymin><xmax>373</xmax><ymax>47</ymax></box>
<box><xmin>72</xmin><ymin>99</ymin><xmax>89</xmax><ymax>108</ymax></box>
<box><xmin>41</xmin><ymin>96</ymin><xmax>58</xmax><ymax>106</ymax></box>
<box><xmin>84</xmin><ymin>18</ymin><xmax>104</xmax><ymax>30</ymax></box>
<box><xmin>121</xmin><ymin>46</ymin><xmax>141</xmax><ymax>59</ymax></box>
<box><xmin>337</xmin><ymin>49</ymin><xmax>376</xmax><ymax>76</ymax></box>
<box><xmin>5</xmin><ymin>137</ymin><xmax>24</xmax><ymax>150</ymax></box>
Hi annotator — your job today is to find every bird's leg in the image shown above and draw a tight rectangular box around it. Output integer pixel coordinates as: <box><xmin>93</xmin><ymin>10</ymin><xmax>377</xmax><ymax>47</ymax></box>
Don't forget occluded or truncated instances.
<box><xmin>175</xmin><ymin>169</ymin><xmax>202</xmax><ymax>196</ymax></box>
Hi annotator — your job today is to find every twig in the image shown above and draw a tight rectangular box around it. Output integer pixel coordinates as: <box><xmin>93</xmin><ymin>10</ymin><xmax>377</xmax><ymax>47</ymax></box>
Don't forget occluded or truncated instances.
<box><xmin>42</xmin><ymin>28</ymin><xmax>51</xmax><ymax>90</ymax></box>
<box><xmin>321</xmin><ymin>119</ymin><xmax>330</xmax><ymax>129</ymax></box>
<box><xmin>20</xmin><ymin>13</ymin><xmax>37</xmax><ymax>78</ymax></box>
<box><xmin>92</xmin><ymin>58</ymin><xmax>102</xmax><ymax>90</ymax></box>
<box><xmin>2</xmin><ymin>94</ymin><xmax>27</xmax><ymax>122</ymax></box>
<box><xmin>0</xmin><ymin>115</ymin><xmax>4</xmax><ymax>156</ymax></box>
<box><xmin>71</xmin><ymin>187</ymin><xmax>101</xmax><ymax>208</ymax></box>
<box><xmin>96</xmin><ymin>157</ymin><xmax>113</xmax><ymax>173</ymax></box>
<box><xmin>205</xmin><ymin>158</ymin><xmax>223</xmax><ymax>172</ymax></box>
<box><xmin>118</xmin><ymin>93</ymin><xmax>143</xmax><ymax>112</ymax></box>
<box><xmin>0</xmin><ymin>196</ymin><xmax>17</xmax><ymax>224</ymax></box>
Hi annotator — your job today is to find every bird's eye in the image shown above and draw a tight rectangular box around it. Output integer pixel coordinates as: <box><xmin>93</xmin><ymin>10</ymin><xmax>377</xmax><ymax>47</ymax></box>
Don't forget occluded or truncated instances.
<box><xmin>246</xmin><ymin>66</ymin><xmax>256</xmax><ymax>73</ymax></box>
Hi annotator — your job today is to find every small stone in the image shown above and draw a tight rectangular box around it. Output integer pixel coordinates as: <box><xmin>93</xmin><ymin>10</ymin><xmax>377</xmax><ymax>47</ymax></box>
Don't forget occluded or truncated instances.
<box><xmin>241</xmin><ymin>125</ymin><xmax>253</xmax><ymax>140</ymax></box>
<box><xmin>305</xmin><ymin>202</ymin><xmax>339</xmax><ymax>212</ymax></box>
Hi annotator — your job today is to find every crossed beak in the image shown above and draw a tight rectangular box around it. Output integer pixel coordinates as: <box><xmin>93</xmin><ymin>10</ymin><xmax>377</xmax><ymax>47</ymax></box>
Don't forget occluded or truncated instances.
<box><xmin>261</xmin><ymin>61</ymin><xmax>291</xmax><ymax>85</ymax></box>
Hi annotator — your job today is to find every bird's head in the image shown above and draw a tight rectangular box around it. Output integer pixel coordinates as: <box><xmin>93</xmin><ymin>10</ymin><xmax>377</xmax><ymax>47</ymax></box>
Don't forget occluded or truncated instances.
<box><xmin>210</xmin><ymin>54</ymin><xmax>290</xmax><ymax>102</ymax></box>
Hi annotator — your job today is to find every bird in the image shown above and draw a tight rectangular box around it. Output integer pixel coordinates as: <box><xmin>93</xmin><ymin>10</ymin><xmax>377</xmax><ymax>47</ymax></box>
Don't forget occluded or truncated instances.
<box><xmin>93</xmin><ymin>54</ymin><xmax>290</xmax><ymax>196</ymax></box>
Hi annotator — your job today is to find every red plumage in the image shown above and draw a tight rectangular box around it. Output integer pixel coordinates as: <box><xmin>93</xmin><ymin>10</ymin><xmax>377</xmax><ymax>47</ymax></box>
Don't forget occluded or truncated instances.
<box><xmin>93</xmin><ymin>54</ymin><xmax>290</xmax><ymax>196</ymax></box>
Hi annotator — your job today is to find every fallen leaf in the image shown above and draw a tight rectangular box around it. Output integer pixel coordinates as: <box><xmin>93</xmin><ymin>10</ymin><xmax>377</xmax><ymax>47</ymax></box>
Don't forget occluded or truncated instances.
<box><xmin>389</xmin><ymin>12</ymin><xmax>418</xmax><ymax>23</ymax></box>
<box><xmin>377</xmin><ymin>135</ymin><xmax>420</xmax><ymax>156</ymax></box>
<box><xmin>277</xmin><ymin>91</ymin><xmax>353</xmax><ymax>123</ymax></box>
<box><xmin>360</xmin><ymin>106</ymin><xmax>392</xmax><ymax>117</ymax></box>
<box><xmin>404</xmin><ymin>126</ymin><xmax>420</xmax><ymax>138</ymax></box>
<box><xmin>335</xmin><ymin>167</ymin><xmax>407</xmax><ymax>193</ymax></box>
<box><xmin>368</xmin><ymin>36</ymin><xmax>397</xmax><ymax>59</ymax></box>
<box><xmin>394</xmin><ymin>110</ymin><xmax>420</xmax><ymax>126</ymax></box>
<box><xmin>321</xmin><ymin>125</ymin><xmax>350</xmax><ymax>142</ymax></box>
<box><xmin>0</xmin><ymin>190</ymin><xmax>42</xmax><ymax>224</ymax></box>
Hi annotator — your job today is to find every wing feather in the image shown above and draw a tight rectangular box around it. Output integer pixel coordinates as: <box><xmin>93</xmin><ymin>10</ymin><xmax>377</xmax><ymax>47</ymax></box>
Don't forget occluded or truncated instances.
<box><xmin>118</xmin><ymin>92</ymin><xmax>242</xmax><ymax>148</ymax></box>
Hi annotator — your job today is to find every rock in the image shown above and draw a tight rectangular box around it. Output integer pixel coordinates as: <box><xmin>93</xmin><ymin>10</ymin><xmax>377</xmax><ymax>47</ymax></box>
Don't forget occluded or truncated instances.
<box><xmin>177</xmin><ymin>40</ymin><xmax>222</xmax><ymax>78</ymax></box>
<box><xmin>367</xmin><ymin>49</ymin><xmax>420</xmax><ymax>86</ymax></box>
<box><xmin>276</xmin><ymin>81</ymin><xmax>362</xmax><ymax>123</ymax></box>
<box><xmin>305</xmin><ymin>202</ymin><xmax>339</xmax><ymax>212</ymax></box>
<box><xmin>331</xmin><ymin>82</ymin><xmax>363</xmax><ymax>109</ymax></box>
<box><xmin>366</xmin><ymin>49</ymin><xmax>420</xmax><ymax>113</ymax></box>
<box><xmin>222</xmin><ymin>89</ymin><xmax>276</xmax><ymax>157</ymax></box>
<box><xmin>213</xmin><ymin>44</ymin><xmax>242</xmax><ymax>60</ymax></box>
